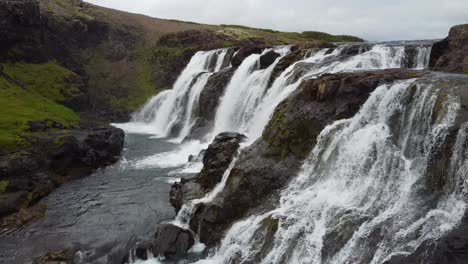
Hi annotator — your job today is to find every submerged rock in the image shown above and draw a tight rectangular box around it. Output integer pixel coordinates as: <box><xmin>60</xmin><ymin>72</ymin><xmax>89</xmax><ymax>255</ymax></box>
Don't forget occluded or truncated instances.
<box><xmin>153</xmin><ymin>224</ymin><xmax>194</xmax><ymax>258</ymax></box>
<box><xmin>430</xmin><ymin>24</ymin><xmax>468</xmax><ymax>73</ymax></box>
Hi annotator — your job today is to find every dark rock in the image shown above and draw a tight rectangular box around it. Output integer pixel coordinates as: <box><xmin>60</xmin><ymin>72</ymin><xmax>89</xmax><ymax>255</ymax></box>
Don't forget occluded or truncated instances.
<box><xmin>259</xmin><ymin>50</ymin><xmax>280</xmax><ymax>69</ymax></box>
<box><xmin>231</xmin><ymin>46</ymin><xmax>263</xmax><ymax>67</ymax></box>
<box><xmin>28</xmin><ymin>121</ymin><xmax>48</xmax><ymax>132</ymax></box>
<box><xmin>153</xmin><ymin>224</ymin><xmax>194</xmax><ymax>258</ymax></box>
<box><xmin>263</xmin><ymin>69</ymin><xmax>427</xmax><ymax>159</ymax></box>
<box><xmin>0</xmin><ymin>126</ymin><xmax>125</xmax><ymax>221</ymax></box>
<box><xmin>170</xmin><ymin>178</ymin><xmax>204</xmax><ymax>213</ymax></box>
<box><xmin>32</xmin><ymin>249</ymin><xmax>74</xmax><ymax>264</ymax></box>
<box><xmin>134</xmin><ymin>240</ymin><xmax>154</xmax><ymax>261</ymax></box>
<box><xmin>429</xmin><ymin>24</ymin><xmax>468</xmax><ymax>73</ymax></box>
<box><xmin>198</xmin><ymin>67</ymin><xmax>236</xmax><ymax>123</ymax></box>
<box><xmin>0</xmin><ymin>192</ymin><xmax>28</xmax><ymax>217</ymax></box>
<box><xmin>195</xmin><ymin>132</ymin><xmax>246</xmax><ymax>191</ymax></box>
<box><xmin>188</xmin><ymin>149</ymin><xmax>206</xmax><ymax>162</ymax></box>
<box><xmin>188</xmin><ymin>69</ymin><xmax>428</xmax><ymax>247</ymax></box>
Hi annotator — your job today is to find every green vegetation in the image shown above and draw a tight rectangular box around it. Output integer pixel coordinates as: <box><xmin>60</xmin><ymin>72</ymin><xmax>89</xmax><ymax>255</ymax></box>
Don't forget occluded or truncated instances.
<box><xmin>218</xmin><ymin>24</ymin><xmax>363</xmax><ymax>43</ymax></box>
<box><xmin>0</xmin><ymin>180</ymin><xmax>9</xmax><ymax>193</ymax></box>
<box><xmin>0</xmin><ymin>66</ymin><xmax>80</xmax><ymax>149</ymax></box>
<box><xmin>2</xmin><ymin>61</ymin><xmax>82</xmax><ymax>102</ymax></box>
<box><xmin>464</xmin><ymin>69</ymin><xmax>468</xmax><ymax>74</ymax></box>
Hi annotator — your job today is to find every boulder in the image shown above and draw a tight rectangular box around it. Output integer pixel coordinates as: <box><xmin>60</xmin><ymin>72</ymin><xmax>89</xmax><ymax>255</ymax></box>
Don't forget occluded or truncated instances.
<box><xmin>153</xmin><ymin>224</ymin><xmax>194</xmax><ymax>258</ymax></box>
<box><xmin>429</xmin><ymin>24</ymin><xmax>468</xmax><ymax>73</ymax></box>
<box><xmin>231</xmin><ymin>46</ymin><xmax>263</xmax><ymax>67</ymax></box>
<box><xmin>134</xmin><ymin>240</ymin><xmax>154</xmax><ymax>261</ymax></box>
<box><xmin>259</xmin><ymin>50</ymin><xmax>280</xmax><ymax>69</ymax></box>
<box><xmin>195</xmin><ymin>132</ymin><xmax>246</xmax><ymax>191</ymax></box>
<box><xmin>0</xmin><ymin>192</ymin><xmax>29</xmax><ymax>217</ymax></box>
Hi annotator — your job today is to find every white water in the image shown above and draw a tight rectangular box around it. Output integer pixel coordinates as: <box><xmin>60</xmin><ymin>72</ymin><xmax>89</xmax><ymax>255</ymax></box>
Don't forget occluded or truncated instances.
<box><xmin>116</xmin><ymin>49</ymin><xmax>231</xmax><ymax>140</ymax></box>
<box><xmin>198</xmin><ymin>79</ymin><xmax>467</xmax><ymax>264</ymax></box>
<box><xmin>172</xmin><ymin>154</ymin><xmax>239</xmax><ymax>230</ymax></box>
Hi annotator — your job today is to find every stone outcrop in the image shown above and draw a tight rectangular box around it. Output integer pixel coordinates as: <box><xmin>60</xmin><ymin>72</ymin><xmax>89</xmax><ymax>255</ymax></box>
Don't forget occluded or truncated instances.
<box><xmin>0</xmin><ymin>125</ymin><xmax>124</xmax><ymax>222</ymax></box>
<box><xmin>153</xmin><ymin>224</ymin><xmax>194</xmax><ymax>259</ymax></box>
<box><xmin>185</xmin><ymin>69</ymin><xmax>427</xmax><ymax>247</ymax></box>
<box><xmin>430</xmin><ymin>24</ymin><xmax>468</xmax><ymax>73</ymax></box>
<box><xmin>259</xmin><ymin>50</ymin><xmax>280</xmax><ymax>69</ymax></box>
<box><xmin>170</xmin><ymin>132</ymin><xmax>246</xmax><ymax>213</ymax></box>
<box><xmin>197</xmin><ymin>67</ymin><xmax>237</xmax><ymax>124</ymax></box>
<box><xmin>231</xmin><ymin>46</ymin><xmax>264</xmax><ymax>67</ymax></box>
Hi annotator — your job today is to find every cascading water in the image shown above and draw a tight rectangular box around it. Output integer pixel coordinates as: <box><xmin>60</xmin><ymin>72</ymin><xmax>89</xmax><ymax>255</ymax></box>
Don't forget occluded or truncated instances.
<box><xmin>197</xmin><ymin>78</ymin><xmax>467</xmax><ymax>264</ymax></box>
<box><xmin>217</xmin><ymin>43</ymin><xmax>433</xmax><ymax>143</ymax></box>
<box><xmin>117</xmin><ymin>48</ymin><xmax>232</xmax><ymax>140</ymax></box>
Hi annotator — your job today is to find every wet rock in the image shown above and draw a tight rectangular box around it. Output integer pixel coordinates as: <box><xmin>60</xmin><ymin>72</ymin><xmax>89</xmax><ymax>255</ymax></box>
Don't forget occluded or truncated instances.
<box><xmin>263</xmin><ymin>69</ymin><xmax>427</xmax><ymax>159</ymax></box>
<box><xmin>195</xmin><ymin>132</ymin><xmax>246</xmax><ymax>191</ymax></box>
<box><xmin>153</xmin><ymin>224</ymin><xmax>194</xmax><ymax>258</ymax></box>
<box><xmin>188</xmin><ymin>69</ymin><xmax>428</xmax><ymax>247</ymax></box>
<box><xmin>430</xmin><ymin>24</ymin><xmax>468</xmax><ymax>73</ymax></box>
<box><xmin>134</xmin><ymin>240</ymin><xmax>154</xmax><ymax>261</ymax></box>
<box><xmin>170</xmin><ymin>178</ymin><xmax>204</xmax><ymax>213</ymax></box>
<box><xmin>28</xmin><ymin>121</ymin><xmax>48</xmax><ymax>132</ymax></box>
<box><xmin>188</xmin><ymin>149</ymin><xmax>206</xmax><ymax>162</ymax></box>
<box><xmin>32</xmin><ymin>249</ymin><xmax>74</xmax><ymax>264</ymax></box>
<box><xmin>0</xmin><ymin>192</ymin><xmax>29</xmax><ymax>217</ymax></box>
<box><xmin>198</xmin><ymin>67</ymin><xmax>237</xmax><ymax>123</ymax></box>
<box><xmin>0</xmin><ymin>126</ymin><xmax>125</xmax><ymax>221</ymax></box>
<box><xmin>231</xmin><ymin>46</ymin><xmax>263</xmax><ymax>67</ymax></box>
<box><xmin>259</xmin><ymin>50</ymin><xmax>280</xmax><ymax>69</ymax></box>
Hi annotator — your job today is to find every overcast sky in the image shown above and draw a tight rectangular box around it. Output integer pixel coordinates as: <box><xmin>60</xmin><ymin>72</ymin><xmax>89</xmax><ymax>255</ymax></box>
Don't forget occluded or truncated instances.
<box><xmin>85</xmin><ymin>0</ymin><xmax>468</xmax><ymax>41</ymax></box>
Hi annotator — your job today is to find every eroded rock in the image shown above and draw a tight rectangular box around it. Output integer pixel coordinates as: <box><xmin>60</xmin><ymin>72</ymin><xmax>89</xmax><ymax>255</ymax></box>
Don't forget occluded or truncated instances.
<box><xmin>153</xmin><ymin>224</ymin><xmax>194</xmax><ymax>258</ymax></box>
<box><xmin>430</xmin><ymin>24</ymin><xmax>468</xmax><ymax>73</ymax></box>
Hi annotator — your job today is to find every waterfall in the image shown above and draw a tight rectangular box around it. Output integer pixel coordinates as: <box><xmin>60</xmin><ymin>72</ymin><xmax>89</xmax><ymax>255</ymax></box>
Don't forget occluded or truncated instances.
<box><xmin>224</xmin><ymin>44</ymin><xmax>433</xmax><ymax>143</ymax></box>
<box><xmin>197</xmin><ymin>79</ymin><xmax>467</xmax><ymax>264</ymax></box>
<box><xmin>210</xmin><ymin>47</ymin><xmax>291</xmax><ymax>138</ymax></box>
<box><xmin>117</xmin><ymin>48</ymin><xmax>232</xmax><ymax>140</ymax></box>
<box><xmin>173</xmin><ymin>154</ymin><xmax>239</xmax><ymax>230</ymax></box>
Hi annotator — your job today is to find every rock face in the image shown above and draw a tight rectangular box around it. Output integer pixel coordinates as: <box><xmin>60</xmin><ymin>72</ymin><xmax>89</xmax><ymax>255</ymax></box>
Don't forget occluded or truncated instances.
<box><xmin>231</xmin><ymin>46</ymin><xmax>264</xmax><ymax>67</ymax></box>
<box><xmin>153</xmin><ymin>224</ymin><xmax>194</xmax><ymax>259</ymax></box>
<box><xmin>195</xmin><ymin>132</ymin><xmax>246</xmax><ymax>191</ymax></box>
<box><xmin>197</xmin><ymin>67</ymin><xmax>237</xmax><ymax>124</ymax></box>
<box><xmin>430</xmin><ymin>24</ymin><xmax>468</xmax><ymax>73</ymax></box>
<box><xmin>0</xmin><ymin>125</ymin><xmax>124</xmax><ymax>221</ymax></box>
<box><xmin>259</xmin><ymin>50</ymin><xmax>280</xmax><ymax>69</ymax></box>
<box><xmin>185</xmin><ymin>69</ymin><xmax>427</xmax><ymax>247</ymax></box>
<box><xmin>170</xmin><ymin>133</ymin><xmax>246</xmax><ymax>213</ymax></box>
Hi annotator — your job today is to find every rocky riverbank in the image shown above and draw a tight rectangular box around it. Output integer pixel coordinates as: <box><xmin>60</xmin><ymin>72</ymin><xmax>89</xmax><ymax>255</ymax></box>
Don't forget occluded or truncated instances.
<box><xmin>133</xmin><ymin>23</ymin><xmax>468</xmax><ymax>263</ymax></box>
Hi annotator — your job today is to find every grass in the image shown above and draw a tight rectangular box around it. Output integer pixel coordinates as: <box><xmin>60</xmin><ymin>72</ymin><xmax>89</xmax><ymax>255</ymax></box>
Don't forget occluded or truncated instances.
<box><xmin>218</xmin><ymin>25</ymin><xmax>363</xmax><ymax>43</ymax></box>
<box><xmin>1</xmin><ymin>61</ymin><xmax>82</xmax><ymax>102</ymax></box>
<box><xmin>0</xmin><ymin>180</ymin><xmax>8</xmax><ymax>193</ymax></box>
<box><xmin>0</xmin><ymin>71</ymin><xmax>80</xmax><ymax>150</ymax></box>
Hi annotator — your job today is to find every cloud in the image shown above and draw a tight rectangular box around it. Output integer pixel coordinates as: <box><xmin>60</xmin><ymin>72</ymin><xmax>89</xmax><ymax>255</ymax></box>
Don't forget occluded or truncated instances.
<box><xmin>85</xmin><ymin>0</ymin><xmax>468</xmax><ymax>40</ymax></box>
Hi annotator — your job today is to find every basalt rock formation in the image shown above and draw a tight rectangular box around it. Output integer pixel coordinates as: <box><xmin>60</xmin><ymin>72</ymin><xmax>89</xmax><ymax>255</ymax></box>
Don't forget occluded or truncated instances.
<box><xmin>430</xmin><ymin>24</ymin><xmax>468</xmax><ymax>74</ymax></box>
<box><xmin>185</xmin><ymin>69</ymin><xmax>428</xmax><ymax>246</ymax></box>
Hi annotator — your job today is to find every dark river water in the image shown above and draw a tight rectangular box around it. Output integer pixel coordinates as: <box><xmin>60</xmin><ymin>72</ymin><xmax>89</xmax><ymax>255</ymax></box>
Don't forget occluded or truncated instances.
<box><xmin>0</xmin><ymin>134</ymin><xmax>190</xmax><ymax>264</ymax></box>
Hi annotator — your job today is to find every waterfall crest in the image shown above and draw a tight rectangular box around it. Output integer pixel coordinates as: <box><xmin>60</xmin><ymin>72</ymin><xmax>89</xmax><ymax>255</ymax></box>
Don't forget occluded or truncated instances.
<box><xmin>198</xmin><ymin>78</ymin><xmax>468</xmax><ymax>264</ymax></box>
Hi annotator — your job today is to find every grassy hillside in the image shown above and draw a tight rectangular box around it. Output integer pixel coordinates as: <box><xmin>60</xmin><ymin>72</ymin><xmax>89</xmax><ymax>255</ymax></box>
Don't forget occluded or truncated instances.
<box><xmin>0</xmin><ymin>0</ymin><xmax>363</xmax><ymax>150</ymax></box>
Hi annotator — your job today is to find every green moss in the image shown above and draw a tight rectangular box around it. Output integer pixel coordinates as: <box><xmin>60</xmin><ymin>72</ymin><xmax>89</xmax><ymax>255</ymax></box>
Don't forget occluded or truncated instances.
<box><xmin>223</xmin><ymin>41</ymin><xmax>234</xmax><ymax>48</ymax></box>
<box><xmin>1</xmin><ymin>61</ymin><xmax>82</xmax><ymax>102</ymax></box>
<box><xmin>263</xmin><ymin>216</ymin><xmax>279</xmax><ymax>234</ymax></box>
<box><xmin>0</xmin><ymin>180</ymin><xmax>9</xmax><ymax>193</ymax></box>
<box><xmin>0</xmin><ymin>76</ymin><xmax>80</xmax><ymax>150</ymax></box>
<box><xmin>463</xmin><ymin>69</ymin><xmax>468</xmax><ymax>74</ymax></box>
